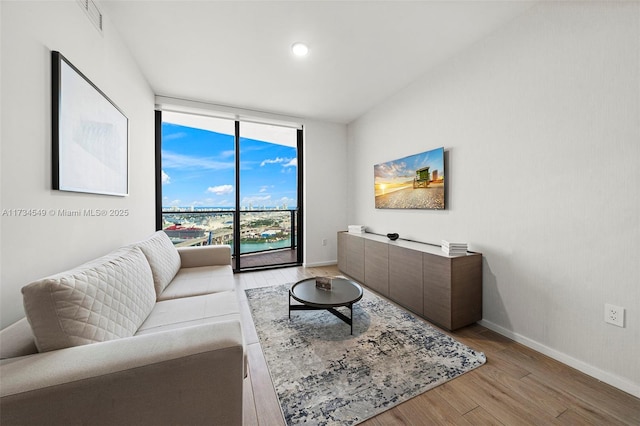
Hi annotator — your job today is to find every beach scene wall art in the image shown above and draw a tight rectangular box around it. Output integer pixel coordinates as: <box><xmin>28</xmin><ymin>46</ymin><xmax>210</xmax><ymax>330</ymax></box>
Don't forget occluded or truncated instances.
<box><xmin>374</xmin><ymin>147</ymin><xmax>445</xmax><ymax>209</ymax></box>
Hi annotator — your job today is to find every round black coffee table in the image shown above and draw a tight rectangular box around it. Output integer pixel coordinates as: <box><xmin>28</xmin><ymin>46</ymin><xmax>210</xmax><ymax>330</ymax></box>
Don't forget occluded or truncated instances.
<box><xmin>289</xmin><ymin>277</ymin><xmax>363</xmax><ymax>334</ymax></box>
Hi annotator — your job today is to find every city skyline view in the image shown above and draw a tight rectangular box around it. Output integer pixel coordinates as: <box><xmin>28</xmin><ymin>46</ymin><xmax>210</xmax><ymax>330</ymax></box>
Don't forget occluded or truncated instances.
<box><xmin>161</xmin><ymin>119</ymin><xmax>298</xmax><ymax>210</ymax></box>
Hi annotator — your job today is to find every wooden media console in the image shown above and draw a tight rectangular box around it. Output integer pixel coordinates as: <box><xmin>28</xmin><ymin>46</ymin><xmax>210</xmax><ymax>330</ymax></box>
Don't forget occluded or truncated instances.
<box><xmin>337</xmin><ymin>231</ymin><xmax>482</xmax><ymax>331</ymax></box>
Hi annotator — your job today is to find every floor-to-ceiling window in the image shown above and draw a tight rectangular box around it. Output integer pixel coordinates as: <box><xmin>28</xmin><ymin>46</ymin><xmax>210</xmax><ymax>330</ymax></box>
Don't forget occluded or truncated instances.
<box><xmin>155</xmin><ymin>109</ymin><xmax>303</xmax><ymax>271</ymax></box>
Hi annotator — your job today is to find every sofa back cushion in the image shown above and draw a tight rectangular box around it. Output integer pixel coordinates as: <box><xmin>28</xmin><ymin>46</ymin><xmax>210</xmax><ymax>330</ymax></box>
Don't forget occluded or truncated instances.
<box><xmin>134</xmin><ymin>231</ymin><xmax>181</xmax><ymax>298</ymax></box>
<box><xmin>22</xmin><ymin>246</ymin><xmax>156</xmax><ymax>353</ymax></box>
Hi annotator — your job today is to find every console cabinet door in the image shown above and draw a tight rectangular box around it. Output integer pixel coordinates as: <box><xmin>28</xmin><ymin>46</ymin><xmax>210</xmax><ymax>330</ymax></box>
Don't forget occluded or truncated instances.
<box><xmin>345</xmin><ymin>233</ymin><xmax>365</xmax><ymax>283</ymax></box>
<box><xmin>337</xmin><ymin>232</ymin><xmax>348</xmax><ymax>273</ymax></box>
<box><xmin>423</xmin><ymin>254</ymin><xmax>452</xmax><ymax>329</ymax></box>
<box><xmin>389</xmin><ymin>245</ymin><xmax>423</xmax><ymax>315</ymax></box>
<box><xmin>364</xmin><ymin>239</ymin><xmax>389</xmax><ymax>297</ymax></box>
<box><xmin>450</xmin><ymin>256</ymin><xmax>483</xmax><ymax>329</ymax></box>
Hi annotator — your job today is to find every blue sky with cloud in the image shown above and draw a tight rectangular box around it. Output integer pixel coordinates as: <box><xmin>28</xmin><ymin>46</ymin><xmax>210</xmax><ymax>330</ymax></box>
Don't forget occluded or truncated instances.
<box><xmin>161</xmin><ymin>122</ymin><xmax>297</xmax><ymax>209</ymax></box>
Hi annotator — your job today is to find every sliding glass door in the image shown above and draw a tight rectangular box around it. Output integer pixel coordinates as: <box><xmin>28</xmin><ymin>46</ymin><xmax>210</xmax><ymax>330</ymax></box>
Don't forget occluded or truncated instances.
<box><xmin>237</xmin><ymin>122</ymin><xmax>300</xmax><ymax>269</ymax></box>
<box><xmin>156</xmin><ymin>111</ymin><xmax>302</xmax><ymax>271</ymax></box>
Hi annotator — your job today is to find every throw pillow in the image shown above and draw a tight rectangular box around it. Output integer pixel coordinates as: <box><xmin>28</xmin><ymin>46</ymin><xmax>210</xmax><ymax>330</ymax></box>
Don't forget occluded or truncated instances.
<box><xmin>22</xmin><ymin>246</ymin><xmax>156</xmax><ymax>352</ymax></box>
<box><xmin>135</xmin><ymin>231</ymin><xmax>182</xmax><ymax>298</ymax></box>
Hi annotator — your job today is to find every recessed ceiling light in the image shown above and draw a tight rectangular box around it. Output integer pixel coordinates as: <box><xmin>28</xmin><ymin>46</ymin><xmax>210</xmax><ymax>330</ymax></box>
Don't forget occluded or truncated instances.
<box><xmin>291</xmin><ymin>42</ymin><xmax>309</xmax><ymax>57</ymax></box>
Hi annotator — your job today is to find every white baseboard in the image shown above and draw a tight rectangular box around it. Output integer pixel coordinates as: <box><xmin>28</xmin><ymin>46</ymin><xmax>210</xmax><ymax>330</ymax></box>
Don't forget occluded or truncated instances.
<box><xmin>302</xmin><ymin>260</ymin><xmax>337</xmax><ymax>268</ymax></box>
<box><xmin>478</xmin><ymin>319</ymin><xmax>640</xmax><ymax>398</ymax></box>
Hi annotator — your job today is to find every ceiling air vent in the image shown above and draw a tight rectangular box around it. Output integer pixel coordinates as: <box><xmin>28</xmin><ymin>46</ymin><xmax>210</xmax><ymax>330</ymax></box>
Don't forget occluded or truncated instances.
<box><xmin>77</xmin><ymin>0</ymin><xmax>103</xmax><ymax>33</ymax></box>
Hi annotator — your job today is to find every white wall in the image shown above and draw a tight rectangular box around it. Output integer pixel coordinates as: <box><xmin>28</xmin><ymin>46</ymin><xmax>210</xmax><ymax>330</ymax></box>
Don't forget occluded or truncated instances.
<box><xmin>0</xmin><ymin>1</ymin><xmax>156</xmax><ymax>328</ymax></box>
<box><xmin>347</xmin><ymin>2</ymin><xmax>639</xmax><ymax>396</ymax></box>
<box><xmin>303</xmin><ymin>120</ymin><xmax>348</xmax><ymax>267</ymax></box>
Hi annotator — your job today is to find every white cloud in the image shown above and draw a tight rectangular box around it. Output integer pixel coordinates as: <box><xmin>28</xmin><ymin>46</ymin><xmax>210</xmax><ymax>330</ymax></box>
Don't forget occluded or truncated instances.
<box><xmin>242</xmin><ymin>195</ymin><xmax>272</xmax><ymax>205</ymax></box>
<box><xmin>220</xmin><ymin>150</ymin><xmax>235</xmax><ymax>159</ymax></box>
<box><xmin>278</xmin><ymin>197</ymin><xmax>296</xmax><ymax>206</ymax></box>
<box><xmin>260</xmin><ymin>157</ymin><xmax>297</xmax><ymax>168</ymax></box>
<box><xmin>161</xmin><ymin>170</ymin><xmax>171</xmax><ymax>184</ymax></box>
<box><xmin>261</xmin><ymin>157</ymin><xmax>284</xmax><ymax>166</ymax></box>
<box><xmin>162</xmin><ymin>132</ymin><xmax>188</xmax><ymax>141</ymax></box>
<box><xmin>207</xmin><ymin>184</ymin><xmax>234</xmax><ymax>195</ymax></box>
<box><xmin>162</xmin><ymin>150</ymin><xmax>234</xmax><ymax>171</ymax></box>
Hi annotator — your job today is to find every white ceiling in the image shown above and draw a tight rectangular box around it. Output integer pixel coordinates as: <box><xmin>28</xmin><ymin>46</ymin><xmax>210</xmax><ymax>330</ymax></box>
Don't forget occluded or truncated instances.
<box><xmin>101</xmin><ymin>1</ymin><xmax>535</xmax><ymax>124</ymax></box>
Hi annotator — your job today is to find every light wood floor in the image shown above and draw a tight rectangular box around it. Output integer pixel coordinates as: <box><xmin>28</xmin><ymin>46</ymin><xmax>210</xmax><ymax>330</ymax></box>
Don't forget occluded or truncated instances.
<box><xmin>234</xmin><ymin>265</ymin><xmax>640</xmax><ymax>425</ymax></box>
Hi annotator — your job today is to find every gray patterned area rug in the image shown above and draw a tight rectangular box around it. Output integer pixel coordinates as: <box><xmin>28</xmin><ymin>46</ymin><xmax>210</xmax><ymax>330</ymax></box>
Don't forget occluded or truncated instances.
<box><xmin>245</xmin><ymin>283</ymin><xmax>486</xmax><ymax>425</ymax></box>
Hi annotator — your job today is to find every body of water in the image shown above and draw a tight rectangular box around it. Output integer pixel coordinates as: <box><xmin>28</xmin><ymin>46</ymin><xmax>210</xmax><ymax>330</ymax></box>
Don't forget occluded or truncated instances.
<box><xmin>240</xmin><ymin>239</ymin><xmax>293</xmax><ymax>254</ymax></box>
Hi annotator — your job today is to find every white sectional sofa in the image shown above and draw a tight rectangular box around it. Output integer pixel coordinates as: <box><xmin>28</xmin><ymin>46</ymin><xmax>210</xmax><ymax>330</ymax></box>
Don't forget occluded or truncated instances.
<box><xmin>0</xmin><ymin>231</ymin><xmax>245</xmax><ymax>425</ymax></box>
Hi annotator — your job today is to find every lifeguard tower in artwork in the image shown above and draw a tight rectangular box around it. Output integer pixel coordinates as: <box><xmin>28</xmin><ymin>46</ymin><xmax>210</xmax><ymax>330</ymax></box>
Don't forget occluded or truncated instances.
<box><xmin>413</xmin><ymin>166</ymin><xmax>431</xmax><ymax>188</ymax></box>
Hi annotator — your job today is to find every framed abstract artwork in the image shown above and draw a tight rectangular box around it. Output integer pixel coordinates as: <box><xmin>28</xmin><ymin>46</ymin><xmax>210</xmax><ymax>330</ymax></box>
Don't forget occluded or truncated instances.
<box><xmin>52</xmin><ymin>51</ymin><xmax>128</xmax><ymax>196</ymax></box>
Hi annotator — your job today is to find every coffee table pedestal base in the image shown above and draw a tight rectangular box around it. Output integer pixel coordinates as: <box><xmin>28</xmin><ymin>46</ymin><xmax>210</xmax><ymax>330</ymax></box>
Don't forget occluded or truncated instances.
<box><xmin>288</xmin><ymin>295</ymin><xmax>355</xmax><ymax>335</ymax></box>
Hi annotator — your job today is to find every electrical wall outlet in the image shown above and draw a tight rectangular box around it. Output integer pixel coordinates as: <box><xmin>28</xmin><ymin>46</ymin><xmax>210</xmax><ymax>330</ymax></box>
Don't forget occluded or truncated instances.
<box><xmin>604</xmin><ymin>303</ymin><xmax>625</xmax><ymax>327</ymax></box>
<box><xmin>322</xmin><ymin>239</ymin><xmax>327</xmax><ymax>246</ymax></box>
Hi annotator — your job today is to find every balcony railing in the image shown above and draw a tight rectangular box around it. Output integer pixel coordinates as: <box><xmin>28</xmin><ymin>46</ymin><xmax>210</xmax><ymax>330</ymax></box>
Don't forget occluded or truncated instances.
<box><xmin>161</xmin><ymin>209</ymin><xmax>297</xmax><ymax>255</ymax></box>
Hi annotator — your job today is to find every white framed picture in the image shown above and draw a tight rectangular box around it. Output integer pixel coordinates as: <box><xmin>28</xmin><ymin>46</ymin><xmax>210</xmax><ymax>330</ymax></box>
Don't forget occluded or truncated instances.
<box><xmin>52</xmin><ymin>51</ymin><xmax>128</xmax><ymax>196</ymax></box>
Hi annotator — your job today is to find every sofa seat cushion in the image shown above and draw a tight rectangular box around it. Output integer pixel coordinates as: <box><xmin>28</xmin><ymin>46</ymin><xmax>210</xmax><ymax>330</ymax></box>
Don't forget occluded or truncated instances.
<box><xmin>136</xmin><ymin>292</ymin><xmax>240</xmax><ymax>335</ymax></box>
<box><xmin>157</xmin><ymin>265</ymin><xmax>234</xmax><ymax>301</ymax></box>
<box><xmin>22</xmin><ymin>246</ymin><xmax>156</xmax><ymax>353</ymax></box>
<box><xmin>135</xmin><ymin>231</ymin><xmax>181</xmax><ymax>298</ymax></box>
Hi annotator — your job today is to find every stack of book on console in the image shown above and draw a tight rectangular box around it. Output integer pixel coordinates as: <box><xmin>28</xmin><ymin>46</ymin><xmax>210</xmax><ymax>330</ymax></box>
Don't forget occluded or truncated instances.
<box><xmin>348</xmin><ymin>225</ymin><xmax>366</xmax><ymax>234</ymax></box>
<box><xmin>441</xmin><ymin>240</ymin><xmax>468</xmax><ymax>256</ymax></box>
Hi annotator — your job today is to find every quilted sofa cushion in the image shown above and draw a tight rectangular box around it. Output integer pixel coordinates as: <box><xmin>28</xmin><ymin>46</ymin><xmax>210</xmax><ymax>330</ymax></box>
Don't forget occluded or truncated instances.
<box><xmin>134</xmin><ymin>231</ymin><xmax>181</xmax><ymax>298</ymax></box>
<box><xmin>21</xmin><ymin>246</ymin><xmax>156</xmax><ymax>353</ymax></box>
